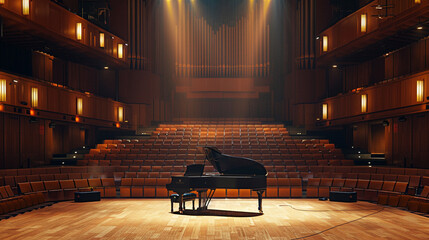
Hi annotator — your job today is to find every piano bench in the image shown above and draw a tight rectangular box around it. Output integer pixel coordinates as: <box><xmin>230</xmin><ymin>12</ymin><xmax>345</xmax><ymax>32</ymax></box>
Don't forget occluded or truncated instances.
<box><xmin>170</xmin><ymin>193</ymin><xmax>196</xmax><ymax>212</ymax></box>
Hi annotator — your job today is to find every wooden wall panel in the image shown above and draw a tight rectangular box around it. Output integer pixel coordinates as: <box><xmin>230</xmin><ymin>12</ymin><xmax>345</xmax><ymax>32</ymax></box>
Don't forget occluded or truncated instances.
<box><xmin>369</xmin><ymin>123</ymin><xmax>385</xmax><ymax>153</ymax></box>
<box><xmin>392</xmin><ymin>118</ymin><xmax>412</xmax><ymax>167</ymax></box>
<box><xmin>411</xmin><ymin>114</ymin><xmax>429</xmax><ymax>168</ymax></box>
<box><xmin>410</xmin><ymin>41</ymin><xmax>425</xmax><ymax>74</ymax></box>
<box><xmin>20</xmin><ymin>117</ymin><xmax>46</xmax><ymax>167</ymax></box>
<box><xmin>4</xmin><ymin>114</ymin><xmax>20</xmax><ymax>169</ymax></box>
<box><xmin>0</xmin><ymin>113</ymin><xmax>4</xmax><ymax>169</ymax></box>
<box><xmin>353</xmin><ymin>122</ymin><xmax>369</xmax><ymax>150</ymax></box>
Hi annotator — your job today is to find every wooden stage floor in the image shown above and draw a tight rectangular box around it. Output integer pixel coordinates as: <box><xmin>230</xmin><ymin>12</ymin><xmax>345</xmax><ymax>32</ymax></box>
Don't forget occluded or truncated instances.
<box><xmin>0</xmin><ymin>199</ymin><xmax>428</xmax><ymax>240</ymax></box>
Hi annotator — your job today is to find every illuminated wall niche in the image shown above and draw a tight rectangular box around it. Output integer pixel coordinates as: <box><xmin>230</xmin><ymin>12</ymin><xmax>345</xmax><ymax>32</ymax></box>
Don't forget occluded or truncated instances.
<box><xmin>118</xmin><ymin>44</ymin><xmax>123</xmax><ymax>59</ymax></box>
<box><xmin>31</xmin><ymin>87</ymin><xmax>38</xmax><ymax>108</ymax></box>
<box><xmin>0</xmin><ymin>79</ymin><xmax>6</xmax><ymax>102</ymax></box>
<box><xmin>322</xmin><ymin>36</ymin><xmax>328</xmax><ymax>52</ymax></box>
<box><xmin>76</xmin><ymin>23</ymin><xmax>82</xmax><ymax>40</ymax></box>
<box><xmin>22</xmin><ymin>0</ymin><xmax>30</xmax><ymax>15</ymax></box>
<box><xmin>118</xmin><ymin>106</ymin><xmax>124</xmax><ymax>122</ymax></box>
<box><xmin>361</xmin><ymin>94</ymin><xmax>367</xmax><ymax>113</ymax></box>
<box><xmin>360</xmin><ymin>14</ymin><xmax>367</xmax><ymax>33</ymax></box>
<box><xmin>322</xmin><ymin>103</ymin><xmax>328</xmax><ymax>120</ymax></box>
<box><xmin>76</xmin><ymin>97</ymin><xmax>83</xmax><ymax>115</ymax></box>
<box><xmin>99</xmin><ymin>33</ymin><xmax>105</xmax><ymax>48</ymax></box>
<box><xmin>417</xmin><ymin>80</ymin><xmax>424</xmax><ymax>102</ymax></box>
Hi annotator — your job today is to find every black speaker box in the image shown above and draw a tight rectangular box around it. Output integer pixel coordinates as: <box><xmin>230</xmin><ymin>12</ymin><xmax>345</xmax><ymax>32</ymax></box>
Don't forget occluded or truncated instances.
<box><xmin>74</xmin><ymin>191</ymin><xmax>101</xmax><ymax>202</ymax></box>
<box><xmin>329</xmin><ymin>191</ymin><xmax>357</xmax><ymax>202</ymax></box>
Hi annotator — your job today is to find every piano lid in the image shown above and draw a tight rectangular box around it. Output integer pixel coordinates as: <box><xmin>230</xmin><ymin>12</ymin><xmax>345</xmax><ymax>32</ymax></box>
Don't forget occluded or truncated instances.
<box><xmin>200</xmin><ymin>146</ymin><xmax>268</xmax><ymax>176</ymax></box>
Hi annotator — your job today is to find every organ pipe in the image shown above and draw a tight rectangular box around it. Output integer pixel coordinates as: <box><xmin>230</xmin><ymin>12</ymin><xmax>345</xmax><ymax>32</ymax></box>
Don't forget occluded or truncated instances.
<box><xmin>174</xmin><ymin>1</ymin><xmax>270</xmax><ymax>78</ymax></box>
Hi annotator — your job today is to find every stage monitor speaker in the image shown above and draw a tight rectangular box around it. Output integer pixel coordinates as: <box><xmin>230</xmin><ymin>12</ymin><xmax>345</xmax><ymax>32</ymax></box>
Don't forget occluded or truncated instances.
<box><xmin>75</xmin><ymin>191</ymin><xmax>100</xmax><ymax>202</ymax></box>
<box><xmin>329</xmin><ymin>191</ymin><xmax>357</xmax><ymax>202</ymax></box>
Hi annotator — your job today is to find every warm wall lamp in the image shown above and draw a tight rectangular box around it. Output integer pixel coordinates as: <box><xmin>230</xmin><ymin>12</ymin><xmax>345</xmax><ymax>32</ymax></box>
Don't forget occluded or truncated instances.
<box><xmin>361</xmin><ymin>94</ymin><xmax>368</xmax><ymax>113</ymax></box>
<box><xmin>76</xmin><ymin>97</ymin><xmax>83</xmax><ymax>115</ymax></box>
<box><xmin>417</xmin><ymin>80</ymin><xmax>424</xmax><ymax>102</ymax></box>
<box><xmin>322</xmin><ymin>36</ymin><xmax>328</xmax><ymax>52</ymax></box>
<box><xmin>361</xmin><ymin>14</ymin><xmax>367</xmax><ymax>32</ymax></box>
<box><xmin>0</xmin><ymin>0</ymin><xmax>5</xmax><ymax>5</ymax></box>
<box><xmin>415</xmin><ymin>0</ymin><xmax>421</xmax><ymax>4</ymax></box>
<box><xmin>118</xmin><ymin>44</ymin><xmax>123</xmax><ymax>59</ymax></box>
<box><xmin>76</xmin><ymin>23</ymin><xmax>82</xmax><ymax>40</ymax></box>
<box><xmin>0</xmin><ymin>79</ymin><xmax>6</xmax><ymax>102</ymax></box>
<box><xmin>99</xmin><ymin>32</ymin><xmax>105</xmax><ymax>48</ymax></box>
<box><xmin>31</xmin><ymin>87</ymin><xmax>38</xmax><ymax>108</ymax></box>
<box><xmin>322</xmin><ymin>103</ymin><xmax>328</xmax><ymax>120</ymax></box>
<box><xmin>118</xmin><ymin>106</ymin><xmax>124</xmax><ymax>122</ymax></box>
<box><xmin>22</xmin><ymin>0</ymin><xmax>30</xmax><ymax>15</ymax></box>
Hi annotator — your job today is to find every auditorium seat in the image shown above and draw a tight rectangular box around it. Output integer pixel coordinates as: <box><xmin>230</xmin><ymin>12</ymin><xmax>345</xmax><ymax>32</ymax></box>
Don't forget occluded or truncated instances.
<box><xmin>59</xmin><ymin>180</ymin><xmax>77</xmax><ymax>200</ymax></box>
<box><xmin>30</xmin><ymin>181</ymin><xmax>48</xmax><ymax>199</ymax></box>
<box><xmin>318</xmin><ymin>178</ymin><xmax>333</xmax><ymax>197</ymax></box>
<box><xmin>88</xmin><ymin>179</ymin><xmax>104</xmax><ymax>197</ymax></box>
<box><xmin>354</xmin><ymin>179</ymin><xmax>370</xmax><ymax>200</ymax></box>
<box><xmin>131</xmin><ymin>178</ymin><xmax>145</xmax><ymax>197</ymax></box>
<box><xmin>306</xmin><ymin>178</ymin><xmax>320</xmax><ymax>198</ymax></box>
<box><xmin>74</xmin><ymin>179</ymin><xmax>91</xmax><ymax>192</ymax></box>
<box><xmin>44</xmin><ymin>180</ymin><xmax>64</xmax><ymax>202</ymax></box>
<box><xmin>102</xmin><ymin>178</ymin><xmax>116</xmax><ymax>197</ymax></box>
<box><xmin>330</xmin><ymin>178</ymin><xmax>345</xmax><ymax>192</ymax></box>
<box><xmin>363</xmin><ymin>180</ymin><xmax>383</xmax><ymax>202</ymax></box>
<box><xmin>155</xmin><ymin>178</ymin><xmax>170</xmax><ymax>197</ymax></box>
<box><xmin>266</xmin><ymin>178</ymin><xmax>278</xmax><ymax>197</ymax></box>
<box><xmin>290</xmin><ymin>178</ymin><xmax>302</xmax><ymax>198</ymax></box>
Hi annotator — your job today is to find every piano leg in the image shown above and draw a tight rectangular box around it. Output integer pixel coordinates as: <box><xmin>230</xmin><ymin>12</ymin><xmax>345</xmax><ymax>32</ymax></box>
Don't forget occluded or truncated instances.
<box><xmin>257</xmin><ymin>190</ymin><xmax>264</xmax><ymax>213</ymax></box>
<box><xmin>179</xmin><ymin>194</ymin><xmax>184</xmax><ymax>213</ymax></box>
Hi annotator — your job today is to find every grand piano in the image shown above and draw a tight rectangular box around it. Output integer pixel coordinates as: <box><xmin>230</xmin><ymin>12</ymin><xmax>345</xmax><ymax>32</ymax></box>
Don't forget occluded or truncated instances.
<box><xmin>166</xmin><ymin>146</ymin><xmax>267</xmax><ymax>213</ymax></box>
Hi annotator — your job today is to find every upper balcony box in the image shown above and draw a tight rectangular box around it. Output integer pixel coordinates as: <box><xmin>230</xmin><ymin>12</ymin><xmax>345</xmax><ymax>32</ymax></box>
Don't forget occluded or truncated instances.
<box><xmin>316</xmin><ymin>0</ymin><xmax>429</xmax><ymax>66</ymax></box>
<box><xmin>0</xmin><ymin>0</ymin><xmax>127</xmax><ymax>68</ymax></box>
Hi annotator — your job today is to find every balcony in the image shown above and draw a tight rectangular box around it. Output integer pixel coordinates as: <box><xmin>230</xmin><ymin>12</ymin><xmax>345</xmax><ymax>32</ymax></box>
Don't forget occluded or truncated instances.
<box><xmin>0</xmin><ymin>0</ymin><xmax>127</xmax><ymax>69</ymax></box>
<box><xmin>316</xmin><ymin>0</ymin><xmax>429</xmax><ymax>66</ymax></box>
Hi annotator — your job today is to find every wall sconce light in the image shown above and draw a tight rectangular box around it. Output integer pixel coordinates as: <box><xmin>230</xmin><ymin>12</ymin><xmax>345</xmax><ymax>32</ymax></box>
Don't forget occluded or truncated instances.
<box><xmin>361</xmin><ymin>94</ymin><xmax>368</xmax><ymax>112</ymax></box>
<box><xmin>118</xmin><ymin>106</ymin><xmax>124</xmax><ymax>122</ymax></box>
<box><xmin>0</xmin><ymin>79</ymin><xmax>6</xmax><ymax>102</ymax></box>
<box><xmin>75</xmin><ymin>116</ymin><xmax>80</xmax><ymax>122</ymax></box>
<box><xmin>417</xmin><ymin>80</ymin><xmax>424</xmax><ymax>102</ymax></box>
<box><xmin>322</xmin><ymin>103</ymin><xmax>328</xmax><ymax>120</ymax></box>
<box><xmin>22</xmin><ymin>0</ymin><xmax>30</xmax><ymax>15</ymax></box>
<box><xmin>30</xmin><ymin>109</ymin><xmax>35</xmax><ymax>116</ymax></box>
<box><xmin>361</xmin><ymin>14</ymin><xmax>367</xmax><ymax>33</ymax></box>
<box><xmin>0</xmin><ymin>0</ymin><xmax>5</xmax><ymax>5</ymax></box>
<box><xmin>382</xmin><ymin>120</ymin><xmax>389</xmax><ymax>127</ymax></box>
<box><xmin>322</xmin><ymin>36</ymin><xmax>328</xmax><ymax>52</ymax></box>
<box><xmin>415</xmin><ymin>0</ymin><xmax>421</xmax><ymax>3</ymax></box>
<box><xmin>99</xmin><ymin>32</ymin><xmax>105</xmax><ymax>48</ymax></box>
<box><xmin>31</xmin><ymin>87</ymin><xmax>38</xmax><ymax>108</ymax></box>
<box><xmin>116</xmin><ymin>123</ymin><xmax>121</xmax><ymax>128</ymax></box>
<box><xmin>118</xmin><ymin>44</ymin><xmax>123</xmax><ymax>59</ymax></box>
<box><xmin>76</xmin><ymin>97</ymin><xmax>83</xmax><ymax>115</ymax></box>
<box><xmin>76</xmin><ymin>23</ymin><xmax>82</xmax><ymax>40</ymax></box>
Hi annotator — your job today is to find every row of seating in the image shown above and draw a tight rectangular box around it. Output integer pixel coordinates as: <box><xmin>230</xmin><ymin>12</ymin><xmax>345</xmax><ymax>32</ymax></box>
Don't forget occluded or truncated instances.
<box><xmin>84</xmin><ymin>152</ymin><xmax>343</xmax><ymax>160</ymax></box>
<box><xmin>4</xmin><ymin>165</ymin><xmax>426</xmax><ymax>177</ymax></box>
<box><xmin>0</xmin><ymin>185</ymin><xmax>47</xmax><ymax>218</ymax></box>
<box><xmin>305</xmin><ymin>178</ymin><xmax>407</xmax><ymax>201</ymax></box>
<box><xmin>78</xmin><ymin>159</ymin><xmax>350</xmax><ymax>168</ymax></box>
<box><xmin>98</xmin><ymin>141</ymin><xmax>335</xmax><ymax>150</ymax></box>
<box><xmin>377</xmin><ymin>186</ymin><xmax>429</xmax><ymax>214</ymax></box>
<box><xmin>18</xmin><ymin>179</ymin><xmax>117</xmax><ymax>201</ymax></box>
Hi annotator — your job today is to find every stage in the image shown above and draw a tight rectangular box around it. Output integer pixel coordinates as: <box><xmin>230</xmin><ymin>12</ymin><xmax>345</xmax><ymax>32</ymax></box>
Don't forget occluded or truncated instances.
<box><xmin>0</xmin><ymin>199</ymin><xmax>427</xmax><ymax>239</ymax></box>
